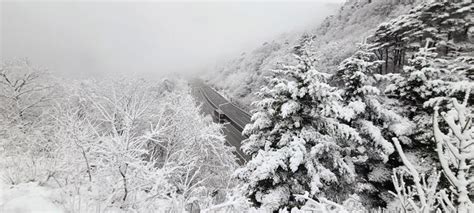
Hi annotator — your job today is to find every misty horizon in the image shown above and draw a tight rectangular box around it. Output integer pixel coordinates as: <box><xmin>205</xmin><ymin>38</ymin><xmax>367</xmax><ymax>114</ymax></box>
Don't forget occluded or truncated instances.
<box><xmin>1</xmin><ymin>1</ymin><xmax>342</xmax><ymax>79</ymax></box>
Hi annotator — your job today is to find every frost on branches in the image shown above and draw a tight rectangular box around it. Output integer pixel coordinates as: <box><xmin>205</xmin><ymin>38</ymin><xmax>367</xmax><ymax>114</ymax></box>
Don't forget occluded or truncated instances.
<box><xmin>52</xmin><ymin>79</ymin><xmax>239</xmax><ymax>211</ymax></box>
<box><xmin>236</xmin><ymin>50</ymin><xmax>363</xmax><ymax>211</ymax></box>
<box><xmin>0</xmin><ymin>59</ymin><xmax>60</xmax><ymax>185</ymax></box>
<box><xmin>433</xmin><ymin>96</ymin><xmax>473</xmax><ymax>212</ymax></box>
<box><xmin>390</xmin><ymin>92</ymin><xmax>473</xmax><ymax>213</ymax></box>
<box><xmin>0</xmin><ymin>66</ymin><xmax>239</xmax><ymax>212</ymax></box>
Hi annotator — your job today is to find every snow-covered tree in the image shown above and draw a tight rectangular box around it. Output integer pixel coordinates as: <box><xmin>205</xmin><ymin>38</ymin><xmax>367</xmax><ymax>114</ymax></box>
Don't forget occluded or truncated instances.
<box><xmin>0</xmin><ymin>72</ymin><xmax>240</xmax><ymax>212</ymax></box>
<box><xmin>378</xmin><ymin>37</ymin><xmax>472</xmax><ymax>210</ymax></box>
<box><xmin>337</xmin><ymin>44</ymin><xmax>384</xmax><ymax>100</ymax></box>
<box><xmin>54</xmin><ymin>79</ymin><xmax>239</xmax><ymax>211</ymax></box>
<box><xmin>336</xmin><ymin>44</ymin><xmax>415</xmax><ymax>207</ymax></box>
<box><xmin>0</xmin><ymin>59</ymin><xmax>57</xmax><ymax>123</ymax></box>
<box><xmin>143</xmin><ymin>86</ymin><xmax>238</xmax><ymax>205</ymax></box>
<box><xmin>390</xmin><ymin>136</ymin><xmax>440</xmax><ymax>213</ymax></box>
<box><xmin>237</xmin><ymin>50</ymin><xmax>364</xmax><ymax>210</ymax></box>
<box><xmin>0</xmin><ymin>59</ymin><xmax>61</xmax><ymax>185</ymax></box>
<box><xmin>383</xmin><ymin>40</ymin><xmax>473</xmax><ymax>143</ymax></box>
<box><xmin>433</xmin><ymin>96</ymin><xmax>473</xmax><ymax>213</ymax></box>
<box><xmin>40</xmin><ymin>79</ymin><xmax>175</xmax><ymax>210</ymax></box>
<box><xmin>368</xmin><ymin>2</ymin><xmax>473</xmax><ymax>209</ymax></box>
<box><xmin>390</xmin><ymin>93</ymin><xmax>473</xmax><ymax>213</ymax></box>
<box><xmin>370</xmin><ymin>1</ymin><xmax>473</xmax><ymax>74</ymax></box>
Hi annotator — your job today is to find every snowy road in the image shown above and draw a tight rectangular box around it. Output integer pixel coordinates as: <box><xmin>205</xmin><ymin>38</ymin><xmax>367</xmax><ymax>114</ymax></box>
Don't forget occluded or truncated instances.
<box><xmin>190</xmin><ymin>80</ymin><xmax>250</xmax><ymax>165</ymax></box>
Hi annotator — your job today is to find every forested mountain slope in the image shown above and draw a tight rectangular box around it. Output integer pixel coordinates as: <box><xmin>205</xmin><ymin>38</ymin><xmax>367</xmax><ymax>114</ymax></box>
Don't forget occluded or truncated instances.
<box><xmin>309</xmin><ymin>0</ymin><xmax>421</xmax><ymax>73</ymax></box>
<box><xmin>207</xmin><ymin>32</ymin><xmax>303</xmax><ymax>111</ymax></box>
<box><xmin>236</xmin><ymin>0</ymin><xmax>473</xmax><ymax>211</ymax></box>
<box><xmin>207</xmin><ymin>0</ymin><xmax>422</xmax><ymax>110</ymax></box>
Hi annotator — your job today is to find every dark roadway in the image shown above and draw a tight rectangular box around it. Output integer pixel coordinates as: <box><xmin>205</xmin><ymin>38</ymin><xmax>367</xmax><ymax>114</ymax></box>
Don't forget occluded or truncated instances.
<box><xmin>190</xmin><ymin>80</ymin><xmax>251</xmax><ymax>164</ymax></box>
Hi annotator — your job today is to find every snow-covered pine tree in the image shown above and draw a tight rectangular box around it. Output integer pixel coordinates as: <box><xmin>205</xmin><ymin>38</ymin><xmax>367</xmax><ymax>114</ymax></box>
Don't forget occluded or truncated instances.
<box><xmin>384</xmin><ymin>39</ymin><xmax>473</xmax><ymax>143</ymax></box>
<box><xmin>367</xmin><ymin>1</ymin><xmax>474</xmax><ymax>208</ymax></box>
<box><xmin>370</xmin><ymin>1</ymin><xmax>473</xmax><ymax>74</ymax></box>
<box><xmin>335</xmin><ymin>44</ymin><xmax>414</xmax><ymax>207</ymax></box>
<box><xmin>236</xmin><ymin>49</ymin><xmax>363</xmax><ymax>211</ymax></box>
<box><xmin>338</xmin><ymin>44</ymin><xmax>384</xmax><ymax>101</ymax></box>
<box><xmin>380</xmin><ymin>44</ymin><xmax>472</xmax><ymax>210</ymax></box>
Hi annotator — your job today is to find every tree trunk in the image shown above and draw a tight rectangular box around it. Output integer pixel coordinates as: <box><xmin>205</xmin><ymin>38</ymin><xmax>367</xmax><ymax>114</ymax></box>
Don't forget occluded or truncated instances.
<box><xmin>385</xmin><ymin>47</ymin><xmax>389</xmax><ymax>74</ymax></box>
<box><xmin>119</xmin><ymin>165</ymin><xmax>128</xmax><ymax>201</ymax></box>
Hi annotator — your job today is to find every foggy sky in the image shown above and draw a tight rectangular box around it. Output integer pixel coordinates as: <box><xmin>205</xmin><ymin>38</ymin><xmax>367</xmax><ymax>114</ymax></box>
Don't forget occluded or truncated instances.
<box><xmin>1</xmin><ymin>1</ymin><xmax>343</xmax><ymax>78</ymax></box>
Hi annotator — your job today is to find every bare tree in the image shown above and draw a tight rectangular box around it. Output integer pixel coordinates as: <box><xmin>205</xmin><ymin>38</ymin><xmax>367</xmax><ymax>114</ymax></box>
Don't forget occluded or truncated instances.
<box><xmin>0</xmin><ymin>59</ymin><xmax>56</xmax><ymax>123</ymax></box>
<box><xmin>0</xmin><ymin>59</ymin><xmax>60</xmax><ymax>185</ymax></box>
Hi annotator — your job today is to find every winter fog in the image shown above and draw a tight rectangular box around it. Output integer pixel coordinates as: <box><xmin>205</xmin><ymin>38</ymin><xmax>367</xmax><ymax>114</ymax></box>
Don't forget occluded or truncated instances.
<box><xmin>1</xmin><ymin>1</ymin><xmax>340</xmax><ymax>78</ymax></box>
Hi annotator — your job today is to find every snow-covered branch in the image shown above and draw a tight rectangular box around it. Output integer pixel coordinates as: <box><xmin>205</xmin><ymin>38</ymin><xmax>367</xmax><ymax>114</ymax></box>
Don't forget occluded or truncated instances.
<box><xmin>433</xmin><ymin>97</ymin><xmax>473</xmax><ymax>213</ymax></box>
<box><xmin>391</xmin><ymin>94</ymin><xmax>473</xmax><ymax>213</ymax></box>
<box><xmin>391</xmin><ymin>138</ymin><xmax>438</xmax><ymax>213</ymax></box>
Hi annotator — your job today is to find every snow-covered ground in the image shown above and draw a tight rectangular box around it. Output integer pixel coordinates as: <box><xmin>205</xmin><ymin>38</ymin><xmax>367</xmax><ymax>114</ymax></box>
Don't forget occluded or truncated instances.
<box><xmin>0</xmin><ymin>175</ymin><xmax>63</xmax><ymax>213</ymax></box>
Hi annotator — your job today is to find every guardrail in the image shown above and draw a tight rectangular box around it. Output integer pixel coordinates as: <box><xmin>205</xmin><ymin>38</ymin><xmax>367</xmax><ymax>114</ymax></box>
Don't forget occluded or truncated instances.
<box><xmin>234</xmin><ymin>105</ymin><xmax>252</xmax><ymax>119</ymax></box>
<box><xmin>199</xmin><ymin>88</ymin><xmax>249</xmax><ymax>132</ymax></box>
<box><xmin>207</xmin><ymin>86</ymin><xmax>252</xmax><ymax>118</ymax></box>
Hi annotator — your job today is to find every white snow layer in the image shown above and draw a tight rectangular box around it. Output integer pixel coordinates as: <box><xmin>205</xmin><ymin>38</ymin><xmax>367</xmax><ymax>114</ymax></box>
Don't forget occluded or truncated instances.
<box><xmin>0</xmin><ymin>178</ymin><xmax>63</xmax><ymax>213</ymax></box>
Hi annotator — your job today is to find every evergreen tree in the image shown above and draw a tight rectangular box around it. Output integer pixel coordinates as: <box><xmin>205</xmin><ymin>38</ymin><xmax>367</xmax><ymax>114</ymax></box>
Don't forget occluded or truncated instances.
<box><xmin>367</xmin><ymin>1</ymin><xmax>474</xmax><ymax>208</ymax></box>
<box><xmin>336</xmin><ymin>44</ymin><xmax>413</xmax><ymax>207</ymax></box>
<box><xmin>236</xmin><ymin>50</ymin><xmax>363</xmax><ymax>211</ymax></box>
<box><xmin>370</xmin><ymin>1</ymin><xmax>473</xmax><ymax>73</ymax></box>
<box><xmin>380</xmin><ymin>42</ymin><xmax>473</xmax><ymax>209</ymax></box>
<box><xmin>384</xmin><ymin>43</ymin><xmax>472</xmax><ymax>143</ymax></box>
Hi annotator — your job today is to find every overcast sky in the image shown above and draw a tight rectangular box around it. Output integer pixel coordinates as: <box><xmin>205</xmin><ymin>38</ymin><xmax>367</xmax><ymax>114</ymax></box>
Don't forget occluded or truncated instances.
<box><xmin>1</xmin><ymin>1</ymin><xmax>343</xmax><ymax>78</ymax></box>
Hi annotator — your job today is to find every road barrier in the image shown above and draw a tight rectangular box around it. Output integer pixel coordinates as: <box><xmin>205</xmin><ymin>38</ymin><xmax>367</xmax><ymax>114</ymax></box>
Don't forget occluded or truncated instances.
<box><xmin>199</xmin><ymin>88</ymin><xmax>249</xmax><ymax>132</ymax></box>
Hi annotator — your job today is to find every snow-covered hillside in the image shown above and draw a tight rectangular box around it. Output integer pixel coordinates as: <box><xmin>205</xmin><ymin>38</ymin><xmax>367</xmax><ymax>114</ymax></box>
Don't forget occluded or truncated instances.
<box><xmin>208</xmin><ymin>0</ymin><xmax>422</xmax><ymax>110</ymax></box>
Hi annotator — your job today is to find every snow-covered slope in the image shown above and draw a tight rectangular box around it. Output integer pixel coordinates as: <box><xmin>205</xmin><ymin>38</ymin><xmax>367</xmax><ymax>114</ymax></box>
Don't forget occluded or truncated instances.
<box><xmin>0</xmin><ymin>180</ymin><xmax>63</xmax><ymax>213</ymax></box>
<box><xmin>207</xmin><ymin>33</ymin><xmax>302</xmax><ymax>112</ymax></box>
<box><xmin>207</xmin><ymin>0</ymin><xmax>422</xmax><ymax>109</ymax></box>
<box><xmin>309</xmin><ymin>0</ymin><xmax>421</xmax><ymax>73</ymax></box>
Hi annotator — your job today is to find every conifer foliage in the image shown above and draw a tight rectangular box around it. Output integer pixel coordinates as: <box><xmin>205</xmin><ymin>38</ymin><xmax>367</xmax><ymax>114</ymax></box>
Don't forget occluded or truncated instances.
<box><xmin>236</xmin><ymin>50</ymin><xmax>364</xmax><ymax>211</ymax></box>
<box><xmin>336</xmin><ymin>44</ymin><xmax>414</xmax><ymax>206</ymax></box>
<box><xmin>370</xmin><ymin>1</ymin><xmax>474</xmax><ymax>74</ymax></box>
<box><xmin>383</xmin><ymin>44</ymin><xmax>473</xmax><ymax>144</ymax></box>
